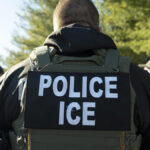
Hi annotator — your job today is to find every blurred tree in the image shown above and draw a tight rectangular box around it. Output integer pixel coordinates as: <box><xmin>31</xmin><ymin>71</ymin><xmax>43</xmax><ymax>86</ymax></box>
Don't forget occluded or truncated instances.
<box><xmin>0</xmin><ymin>56</ymin><xmax>2</xmax><ymax>62</ymax></box>
<box><xmin>95</xmin><ymin>0</ymin><xmax>150</xmax><ymax>63</ymax></box>
<box><xmin>6</xmin><ymin>0</ymin><xmax>59</xmax><ymax>68</ymax></box>
<box><xmin>6</xmin><ymin>0</ymin><xmax>150</xmax><ymax>67</ymax></box>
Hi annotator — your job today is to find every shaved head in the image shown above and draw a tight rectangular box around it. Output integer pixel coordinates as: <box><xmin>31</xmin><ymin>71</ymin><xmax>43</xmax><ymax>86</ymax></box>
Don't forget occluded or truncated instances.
<box><xmin>53</xmin><ymin>0</ymin><xmax>99</xmax><ymax>31</ymax></box>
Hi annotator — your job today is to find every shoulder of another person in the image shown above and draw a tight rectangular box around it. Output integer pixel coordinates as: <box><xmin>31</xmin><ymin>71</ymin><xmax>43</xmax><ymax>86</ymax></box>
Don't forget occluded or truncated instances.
<box><xmin>0</xmin><ymin>58</ymin><xmax>30</xmax><ymax>92</ymax></box>
<box><xmin>130</xmin><ymin>63</ymin><xmax>150</xmax><ymax>79</ymax></box>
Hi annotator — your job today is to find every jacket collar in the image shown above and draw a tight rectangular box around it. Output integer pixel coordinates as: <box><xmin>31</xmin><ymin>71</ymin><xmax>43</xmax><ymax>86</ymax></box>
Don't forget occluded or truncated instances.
<box><xmin>44</xmin><ymin>24</ymin><xmax>117</xmax><ymax>55</ymax></box>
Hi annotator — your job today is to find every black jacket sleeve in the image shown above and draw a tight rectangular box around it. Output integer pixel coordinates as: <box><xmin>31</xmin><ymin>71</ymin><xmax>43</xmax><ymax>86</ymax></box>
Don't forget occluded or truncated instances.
<box><xmin>0</xmin><ymin>59</ymin><xmax>30</xmax><ymax>130</ymax></box>
<box><xmin>130</xmin><ymin>63</ymin><xmax>150</xmax><ymax>150</ymax></box>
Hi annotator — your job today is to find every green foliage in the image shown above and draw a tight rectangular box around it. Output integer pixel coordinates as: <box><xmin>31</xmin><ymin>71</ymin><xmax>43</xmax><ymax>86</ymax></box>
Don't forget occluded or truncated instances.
<box><xmin>6</xmin><ymin>0</ymin><xmax>150</xmax><ymax>67</ymax></box>
<box><xmin>95</xmin><ymin>0</ymin><xmax>150</xmax><ymax>63</ymax></box>
<box><xmin>6</xmin><ymin>50</ymin><xmax>29</xmax><ymax>68</ymax></box>
<box><xmin>0</xmin><ymin>56</ymin><xmax>2</xmax><ymax>62</ymax></box>
<box><xmin>6</xmin><ymin>0</ymin><xmax>59</xmax><ymax>68</ymax></box>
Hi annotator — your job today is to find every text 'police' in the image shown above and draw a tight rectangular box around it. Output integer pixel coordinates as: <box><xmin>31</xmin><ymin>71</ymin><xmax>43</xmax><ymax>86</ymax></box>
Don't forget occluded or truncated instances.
<box><xmin>38</xmin><ymin>75</ymin><xmax>118</xmax><ymax>126</ymax></box>
<box><xmin>38</xmin><ymin>75</ymin><xmax>118</xmax><ymax>98</ymax></box>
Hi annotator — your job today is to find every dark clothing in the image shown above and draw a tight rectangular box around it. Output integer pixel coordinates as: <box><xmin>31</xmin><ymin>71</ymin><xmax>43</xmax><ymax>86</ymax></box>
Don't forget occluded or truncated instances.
<box><xmin>44</xmin><ymin>24</ymin><xmax>117</xmax><ymax>55</ymax></box>
<box><xmin>0</xmin><ymin>66</ymin><xmax>4</xmax><ymax>75</ymax></box>
<box><xmin>0</xmin><ymin>24</ymin><xmax>150</xmax><ymax>150</ymax></box>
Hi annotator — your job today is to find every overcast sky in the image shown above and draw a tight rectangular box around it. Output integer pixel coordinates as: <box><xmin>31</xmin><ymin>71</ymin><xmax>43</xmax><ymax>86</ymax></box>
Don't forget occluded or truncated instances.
<box><xmin>0</xmin><ymin>0</ymin><xmax>22</xmax><ymax>65</ymax></box>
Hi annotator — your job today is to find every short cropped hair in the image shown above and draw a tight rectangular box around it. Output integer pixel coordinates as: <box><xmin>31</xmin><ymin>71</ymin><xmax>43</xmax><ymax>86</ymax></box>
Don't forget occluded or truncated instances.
<box><xmin>53</xmin><ymin>0</ymin><xmax>99</xmax><ymax>31</ymax></box>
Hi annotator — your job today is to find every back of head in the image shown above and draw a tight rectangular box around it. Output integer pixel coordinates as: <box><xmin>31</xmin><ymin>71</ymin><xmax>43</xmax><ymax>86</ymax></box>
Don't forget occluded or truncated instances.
<box><xmin>53</xmin><ymin>0</ymin><xmax>99</xmax><ymax>31</ymax></box>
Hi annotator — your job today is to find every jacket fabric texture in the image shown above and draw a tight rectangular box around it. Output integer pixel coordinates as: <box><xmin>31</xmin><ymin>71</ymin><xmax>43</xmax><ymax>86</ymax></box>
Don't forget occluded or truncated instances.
<box><xmin>0</xmin><ymin>24</ymin><xmax>150</xmax><ymax>150</ymax></box>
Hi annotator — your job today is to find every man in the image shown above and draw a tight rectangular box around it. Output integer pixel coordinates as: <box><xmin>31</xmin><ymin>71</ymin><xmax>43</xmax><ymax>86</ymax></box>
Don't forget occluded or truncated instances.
<box><xmin>0</xmin><ymin>66</ymin><xmax>4</xmax><ymax>76</ymax></box>
<box><xmin>0</xmin><ymin>0</ymin><xmax>150</xmax><ymax>150</ymax></box>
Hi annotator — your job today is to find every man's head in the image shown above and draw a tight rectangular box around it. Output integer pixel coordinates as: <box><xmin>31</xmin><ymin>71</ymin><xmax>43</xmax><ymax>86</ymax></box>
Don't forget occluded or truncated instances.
<box><xmin>0</xmin><ymin>66</ymin><xmax>4</xmax><ymax>76</ymax></box>
<box><xmin>53</xmin><ymin>0</ymin><xmax>99</xmax><ymax>31</ymax></box>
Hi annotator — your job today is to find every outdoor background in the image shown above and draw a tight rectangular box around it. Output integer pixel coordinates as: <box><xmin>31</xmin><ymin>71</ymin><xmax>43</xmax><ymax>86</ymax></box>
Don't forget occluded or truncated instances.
<box><xmin>0</xmin><ymin>0</ymin><xmax>150</xmax><ymax>70</ymax></box>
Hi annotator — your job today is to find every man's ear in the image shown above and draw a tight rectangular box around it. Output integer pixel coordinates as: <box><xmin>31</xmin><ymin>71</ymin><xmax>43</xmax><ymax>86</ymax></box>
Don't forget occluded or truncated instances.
<box><xmin>98</xmin><ymin>26</ymin><xmax>102</xmax><ymax>32</ymax></box>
